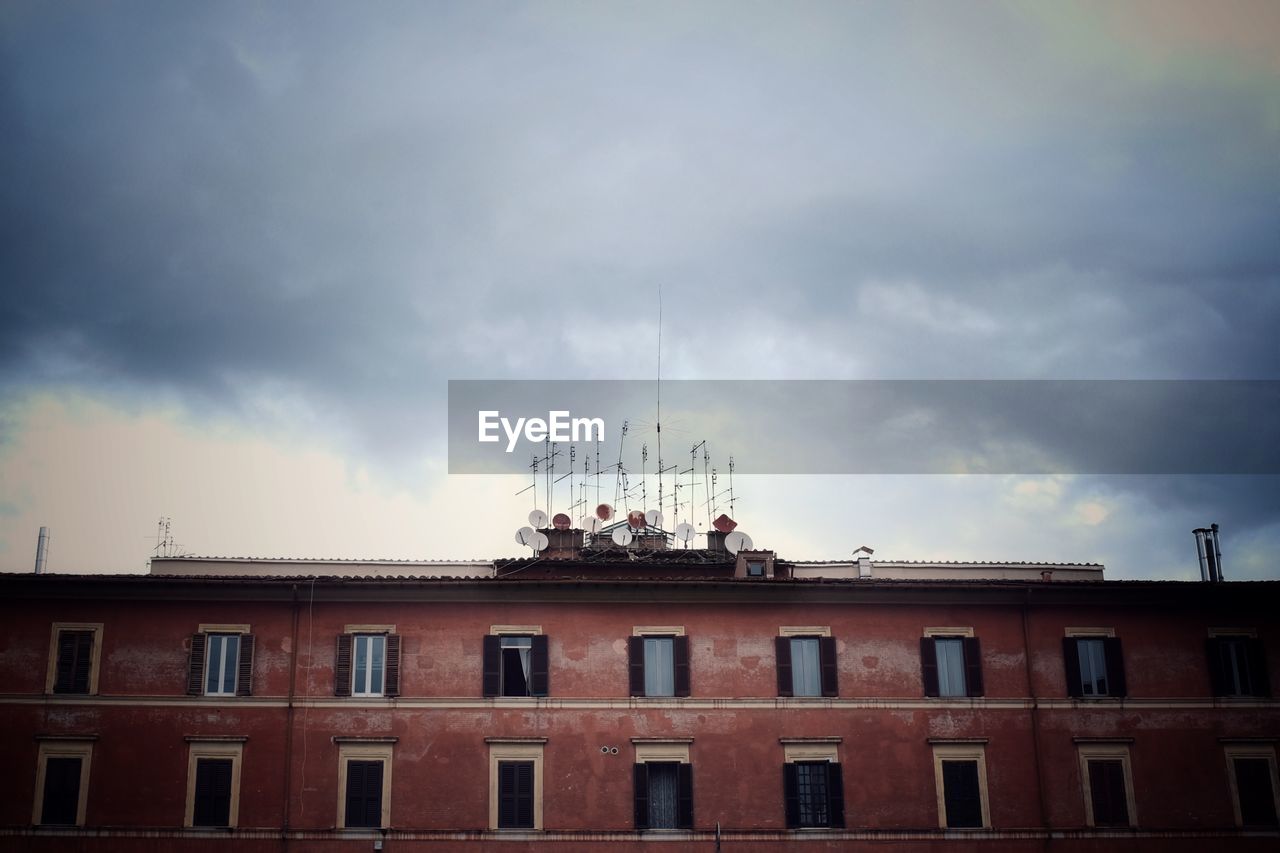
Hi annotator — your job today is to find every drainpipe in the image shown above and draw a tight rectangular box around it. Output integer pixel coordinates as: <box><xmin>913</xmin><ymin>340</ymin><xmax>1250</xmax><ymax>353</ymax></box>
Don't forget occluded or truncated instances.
<box><xmin>282</xmin><ymin>583</ymin><xmax>301</xmax><ymax>850</ymax></box>
<box><xmin>1022</xmin><ymin>588</ymin><xmax>1052</xmax><ymax>844</ymax></box>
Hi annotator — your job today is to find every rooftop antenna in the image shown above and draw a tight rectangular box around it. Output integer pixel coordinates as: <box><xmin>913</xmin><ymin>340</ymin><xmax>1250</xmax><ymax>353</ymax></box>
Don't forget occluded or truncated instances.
<box><xmin>614</xmin><ymin>420</ymin><xmax>629</xmax><ymax>511</ymax></box>
<box><xmin>728</xmin><ymin>456</ymin><xmax>736</xmax><ymax>517</ymax></box>
<box><xmin>641</xmin><ymin>443</ymin><xmax>649</xmax><ymax>517</ymax></box>
<box><xmin>656</xmin><ymin>283</ymin><xmax>664</xmax><ymax>519</ymax></box>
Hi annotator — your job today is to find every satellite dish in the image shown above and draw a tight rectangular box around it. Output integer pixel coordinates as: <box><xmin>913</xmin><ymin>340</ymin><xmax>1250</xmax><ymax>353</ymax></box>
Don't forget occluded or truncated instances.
<box><xmin>596</xmin><ymin>503</ymin><xmax>614</xmax><ymax>521</ymax></box>
<box><xmin>528</xmin><ymin>509</ymin><xmax>549</xmax><ymax>528</ymax></box>
<box><xmin>515</xmin><ymin>527</ymin><xmax>537</xmax><ymax>546</ymax></box>
<box><xmin>552</xmin><ymin>513</ymin><xmax>571</xmax><ymax>530</ymax></box>
<box><xmin>532</xmin><ymin>531</ymin><xmax>550</xmax><ymax>551</ymax></box>
<box><xmin>724</xmin><ymin>531</ymin><xmax>753</xmax><ymax>554</ymax></box>
<box><xmin>712</xmin><ymin>514</ymin><xmax>738</xmax><ymax>533</ymax></box>
<box><xmin>645</xmin><ymin>509</ymin><xmax>663</xmax><ymax>528</ymax></box>
<box><xmin>627</xmin><ymin>509</ymin><xmax>646</xmax><ymax>530</ymax></box>
<box><xmin>611</xmin><ymin>527</ymin><xmax>634</xmax><ymax>547</ymax></box>
<box><xmin>674</xmin><ymin>522</ymin><xmax>695</xmax><ymax>542</ymax></box>
<box><xmin>581</xmin><ymin>516</ymin><xmax>602</xmax><ymax>533</ymax></box>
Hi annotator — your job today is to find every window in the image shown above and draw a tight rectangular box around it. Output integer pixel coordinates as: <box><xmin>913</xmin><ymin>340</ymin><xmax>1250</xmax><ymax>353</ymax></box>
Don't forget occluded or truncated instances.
<box><xmin>1207</xmin><ymin>633</ymin><xmax>1271</xmax><ymax>698</ymax></box>
<box><xmin>632</xmin><ymin>741</ymin><xmax>693</xmax><ymax>830</ymax></box>
<box><xmin>921</xmin><ymin>629</ymin><xmax>984</xmax><ymax>698</ymax></box>
<box><xmin>336</xmin><ymin>740</ymin><xmax>394</xmax><ymax>829</ymax></box>
<box><xmin>629</xmin><ymin>628</ymin><xmax>689</xmax><ymax>698</ymax></box>
<box><xmin>931</xmin><ymin>741</ymin><xmax>990</xmax><ymax>829</ymax></box>
<box><xmin>184</xmin><ymin>739</ymin><xmax>243</xmax><ymax>828</ymax></box>
<box><xmin>776</xmin><ymin>629</ymin><xmax>837</xmax><ymax>698</ymax></box>
<box><xmin>33</xmin><ymin>739</ymin><xmax>93</xmax><ymax>827</ymax></box>
<box><xmin>746</xmin><ymin>560</ymin><xmax>765</xmax><ymax>578</ymax></box>
<box><xmin>483</xmin><ymin>628</ymin><xmax>549</xmax><ymax>697</ymax></box>
<box><xmin>782</xmin><ymin>740</ymin><xmax>844</xmax><ymax>829</ymax></box>
<box><xmin>487</xmin><ymin>739</ymin><xmax>544</xmax><ymax>830</ymax></box>
<box><xmin>1225</xmin><ymin>744</ymin><xmax>1280</xmax><ymax>828</ymax></box>
<box><xmin>46</xmin><ymin>623</ymin><xmax>103</xmax><ymax>695</ymax></box>
<box><xmin>1077</xmin><ymin>741</ymin><xmax>1136</xmax><ymax>828</ymax></box>
<box><xmin>1063</xmin><ymin>631</ymin><xmax>1126</xmax><ymax>698</ymax></box>
<box><xmin>187</xmin><ymin>625</ymin><xmax>255</xmax><ymax>697</ymax></box>
<box><xmin>334</xmin><ymin>627</ymin><xmax>401</xmax><ymax>698</ymax></box>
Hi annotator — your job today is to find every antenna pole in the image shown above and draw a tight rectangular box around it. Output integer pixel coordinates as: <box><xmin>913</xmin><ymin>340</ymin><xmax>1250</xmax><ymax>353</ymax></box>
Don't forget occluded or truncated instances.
<box><xmin>656</xmin><ymin>283</ymin><xmax>663</xmax><ymax>519</ymax></box>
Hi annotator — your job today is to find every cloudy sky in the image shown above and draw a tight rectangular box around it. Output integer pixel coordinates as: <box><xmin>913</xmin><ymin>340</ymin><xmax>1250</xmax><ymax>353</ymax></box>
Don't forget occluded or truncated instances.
<box><xmin>2</xmin><ymin>1</ymin><xmax>1277</xmax><ymax>579</ymax></box>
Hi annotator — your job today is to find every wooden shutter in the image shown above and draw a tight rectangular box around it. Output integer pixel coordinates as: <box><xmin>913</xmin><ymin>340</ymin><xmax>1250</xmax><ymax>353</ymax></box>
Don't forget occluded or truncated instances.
<box><xmin>187</xmin><ymin>633</ymin><xmax>207</xmax><ymax>695</ymax></box>
<box><xmin>1235</xmin><ymin>757</ymin><xmax>1280</xmax><ymax>826</ymax></box>
<box><xmin>40</xmin><ymin>756</ymin><xmax>81</xmax><ymax>825</ymax></box>
<box><xmin>827</xmin><ymin>762</ymin><xmax>846</xmax><ymax>828</ymax></box>
<box><xmin>676</xmin><ymin>762</ymin><xmax>694</xmax><ymax>829</ymax></box>
<box><xmin>498</xmin><ymin>761</ymin><xmax>517</xmax><ymax>828</ymax></box>
<box><xmin>673</xmin><ymin>636</ymin><xmax>691</xmax><ymax>697</ymax></box>
<box><xmin>628</xmin><ymin>637</ymin><xmax>645</xmax><ymax>697</ymax></box>
<box><xmin>482</xmin><ymin>635</ymin><xmax>501</xmax><ymax>697</ymax></box>
<box><xmin>382</xmin><ymin>634</ymin><xmax>401</xmax><ymax>697</ymax></box>
<box><xmin>71</xmin><ymin>631</ymin><xmax>94</xmax><ymax>693</ymax></box>
<box><xmin>819</xmin><ymin>636</ymin><xmax>838</xmax><ymax>697</ymax></box>
<box><xmin>1103</xmin><ymin>637</ymin><xmax>1127</xmax><ymax>697</ymax></box>
<box><xmin>775</xmin><ymin>637</ymin><xmax>793</xmax><ymax>697</ymax></box>
<box><xmin>1088</xmin><ymin>759</ymin><xmax>1129</xmax><ymax>826</ymax></box>
<box><xmin>193</xmin><ymin>758</ymin><xmax>233</xmax><ymax>827</ymax></box>
<box><xmin>344</xmin><ymin>760</ymin><xmax>383</xmax><ymax>828</ymax></box>
<box><xmin>1063</xmin><ymin>638</ymin><xmax>1083</xmax><ymax>698</ymax></box>
<box><xmin>963</xmin><ymin>637</ymin><xmax>984</xmax><ymax>697</ymax></box>
<box><xmin>1246</xmin><ymin>638</ymin><xmax>1271</xmax><ymax>698</ymax></box>
<box><xmin>334</xmin><ymin>634</ymin><xmax>353</xmax><ymax>697</ymax></box>
<box><xmin>633</xmin><ymin>763</ymin><xmax>649</xmax><ymax>829</ymax></box>
<box><xmin>530</xmin><ymin>634</ymin><xmax>549</xmax><ymax>697</ymax></box>
<box><xmin>53</xmin><ymin>631</ymin><xmax>78</xmax><ymax>693</ymax></box>
<box><xmin>920</xmin><ymin>637</ymin><xmax>940</xmax><ymax>697</ymax></box>
<box><xmin>1206</xmin><ymin>638</ymin><xmax>1229</xmax><ymax>695</ymax></box>
<box><xmin>515</xmin><ymin>761</ymin><xmax>534</xmax><ymax>828</ymax></box>
<box><xmin>235</xmin><ymin>634</ymin><xmax>255</xmax><ymax>697</ymax></box>
<box><xmin>942</xmin><ymin>760</ymin><xmax>983</xmax><ymax>828</ymax></box>
<box><xmin>783</xmin><ymin>763</ymin><xmax>800</xmax><ymax>828</ymax></box>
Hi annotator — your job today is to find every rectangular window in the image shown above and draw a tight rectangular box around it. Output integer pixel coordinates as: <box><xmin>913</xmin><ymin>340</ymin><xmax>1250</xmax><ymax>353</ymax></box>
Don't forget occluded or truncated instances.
<box><xmin>33</xmin><ymin>740</ymin><xmax>93</xmax><ymax>827</ymax></box>
<box><xmin>488</xmin><ymin>740</ymin><xmax>544</xmax><ymax>830</ymax></box>
<box><xmin>345</xmin><ymin>760</ymin><xmax>384</xmax><ymax>828</ymax></box>
<box><xmin>1225</xmin><ymin>745</ymin><xmax>1280</xmax><ymax>828</ymax></box>
<box><xmin>775</xmin><ymin>633</ymin><xmax>838</xmax><ymax>698</ymax></box>
<box><xmin>192</xmin><ymin>758</ymin><xmax>233</xmax><ymax>827</ymax></box>
<box><xmin>187</xmin><ymin>627</ymin><xmax>255</xmax><ymax>697</ymax></box>
<box><xmin>47</xmin><ymin>624</ymin><xmax>102</xmax><ymax>695</ymax></box>
<box><xmin>498</xmin><ymin>760</ymin><xmax>535</xmax><ymax>828</ymax></box>
<box><xmin>784</xmin><ymin>762</ymin><xmax>847</xmax><ymax>828</ymax></box>
<box><xmin>334</xmin><ymin>630</ymin><xmax>401</xmax><ymax>698</ymax></box>
<box><xmin>205</xmin><ymin>634</ymin><xmax>240</xmax><ymax>696</ymax></box>
<box><xmin>931</xmin><ymin>742</ymin><xmax>990</xmax><ymax>829</ymax></box>
<box><xmin>921</xmin><ymin>634</ymin><xmax>984</xmax><ymax>698</ymax></box>
<box><xmin>1208</xmin><ymin>635</ymin><xmax>1271</xmax><ymax>698</ymax></box>
<box><xmin>1063</xmin><ymin>634</ymin><xmax>1127</xmax><ymax>698</ymax></box>
<box><xmin>746</xmin><ymin>560</ymin><xmax>765</xmax><ymax>577</ymax></box>
<box><xmin>483</xmin><ymin>632</ymin><xmax>549</xmax><ymax>697</ymax></box>
<box><xmin>629</xmin><ymin>632</ymin><xmax>690</xmax><ymax>697</ymax></box>
<box><xmin>1077</xmin><ymin>742</ymin><xmax>1136</xmax><ymax>828</ymax></box>
<box><xmin>336</xmin><ymin>741</ymin><xmax>393</xmax><ymax>829</ymax></box>
<box><xmin>634</xmin><ymin>762</ymin><xmax>693</xmax><ymax>830</ymax></box>
<box><xmin>353</xmin><ymin>635</ymin><xmax>385</xmax><ymax>697</ymax></box>
<box><xmin>936</xmin><ymin>639</ymin><xmax>966</xmax><ymax>696</ymax></box>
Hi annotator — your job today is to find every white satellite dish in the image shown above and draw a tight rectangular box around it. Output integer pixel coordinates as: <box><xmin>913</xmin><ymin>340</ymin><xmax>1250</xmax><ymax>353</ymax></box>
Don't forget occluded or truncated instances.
<box><xmin>532</xmin><ymin>531</ymin><xmax>550</xmax><ymax>551</ymax></box>
<box><xmin>645</xmin><ymin>509</ymin><xmax>663</xmax><ymax>528</ymax></box>
<box><xmin>528</xmin><ymin>509</ymin><xmax>549</xmax><ymax>528</ymax></box>
<box><xmin>581</xmin><ymin>517</ymin><xmax>602</xmax><ymax>533</ymax></box>
<box><xmin>724</xmin><ymin>531</ymin><xmax>753</xmax><ymax>554</ymax></box>
<box><xmin>515</xmin><ymin>527</ymin><xmax>537</xmax><ymax>546</ymax></box>
<box><xmin>611</xmin><ymin>527</ymin><xmax>634</xmax><ymax>547</ymax></box>
<box><xmin>674</xmin><ymin>523</ymin><xmax>695</xmax><ymax>543</ymax></box>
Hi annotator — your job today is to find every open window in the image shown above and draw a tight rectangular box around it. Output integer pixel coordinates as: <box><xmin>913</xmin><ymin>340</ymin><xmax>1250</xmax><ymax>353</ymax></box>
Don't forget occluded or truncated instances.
<box><xmin>483</xmin><ymin>626</ymin><xmax>548</xmax><ymax>697</ymax></box>
<box><xmin>632</xmin><ymin>740</ymin><xmax>693</xmax><ymax>830</ymax></box>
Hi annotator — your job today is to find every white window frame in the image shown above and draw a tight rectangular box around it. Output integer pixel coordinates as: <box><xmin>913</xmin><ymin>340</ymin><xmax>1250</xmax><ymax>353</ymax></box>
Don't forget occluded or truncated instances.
<box><xmin>351</xmin><ymin>633</ymin><xmax>387</xmax><ymax>698</ymax></box>
<box><xmin>1223</xmin><ymin>742</ymin><xmax>1280</xmax><ymax>828</ymax></box>
<box><xmin>487</xmin><ymin>738</ymin><xmax>545</xmax><ymax>831</ymax></box>
<box><xmin>184</xmin><ymin>738</ymin><xmax>245</xmax><ymax>828</ymax></box>
<box><xmin>33</xmin><ymin>738</ymin><xmax>94</xmax><ymax>827</ymax></box>
<box><xmin>203</xmin><ymin>633</ymin><xmax>241</xmax><ymax>697</ymax></box>
<box><xmin>930</xmin><ymin>740</ymin><xmax>991</xmax><ymax>830</ymax></box>
<box><xmin>1076</xmin><ymin>740</ymin><xmax>1137</xmax><ymax>828</ymax></box>
<box><xmin>336</xmin><ymin>739</ymin><xmax>395</xmax><ymax>829</ymax></box>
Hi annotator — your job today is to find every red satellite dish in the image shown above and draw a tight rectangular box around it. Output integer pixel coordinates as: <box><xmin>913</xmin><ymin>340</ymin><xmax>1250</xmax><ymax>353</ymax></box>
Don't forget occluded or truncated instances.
<box><xmin>596</xmin><ymin>503</ymin><xmax>615</xmax><ymax>521</ymax></box>
<box><xmin>712</xmin><ymin>514</ymin><xmax>738</xmax><ymax>533</ymax></box>
<box><xmin>627</xmin><ymin>510</ymin><xmax>646</xmax><ymax>530</ymax></box>
<box><xmin>552</xmin><ymin>513</ymin><xmax>571</xmax><ymax>530</ymax></box>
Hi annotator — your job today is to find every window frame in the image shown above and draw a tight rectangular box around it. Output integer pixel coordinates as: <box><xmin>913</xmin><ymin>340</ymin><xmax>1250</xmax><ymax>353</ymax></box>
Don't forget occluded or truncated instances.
<box><xmin>487</xmin><ymin>739</ymin><xmax>545</xmax><ymax>831</ymax></box>
<box><xmin>33</xmin><ymin>738</ymin><xmax>94</xmax><ymax>827</ymax></box>
<box><xmin>184</xmin><ymin>737</ymin><xmax>244</xmax><ymax>828</ymax></box>
<box><xmin>781</xmin><ymin>739</ymin><xmax>844</xmax><ymax>830</ymax></box>
<box><xmin>351</xmin><ymin>633</ymin><xmax>387</xmax><ymax>698</ymax></box>
<box><xmin>629</xmin><ymin>627</ymin><xmax>689</xmax><ymax>698</ymax></box>
<box><xmin>334</xmin><ymin>626</ymin><xmax>400</xmax><ymax>698</ymax></box>
<box><xmin>930</xmin><ymin>740</ymin><xmax>991</xmax><ymax>830</ymax></box>
<box><xmin>204</xmin><ymin>633</ymin><xmax>242</xmax><ymax>697</ymax></box>
<box><xmin>1075</xmin><ymin>740</ymin><xmax>1137</xmax><ymax>828</ymax></box>
<box><xmin>1223</xmin><ymin>742</ymin><xmax>1280</xmax><ymax>828</ymax></box>
<box><xmin>777</xmin><ymin>627</ymin><xmax>837</xmax><ymax>698</ymax></box>
<box><xmin>45</xmin><ymin>623</ymin><xmax>103</xmax><ymax>696</ymax></box>
<box><xmin>921</xmin><ymin>627</ymin><xmax>983</xmax><ymax>699</ymax></box>
<box><xmin>1207</xmin><ymin>628</ymin><xmax>1270</xmax><ymax>698</ymax></box>
<box><xmin>632</xmin><ymin>739</ymin><xmax>693</xmax><ymax>831</ymax></box>
<box><xmin>336</xmin><ymin>739</ymin><xmax>395</xmax><ymax>830</ymax></box>
<box><xmin>484</xmin><ymin>625</ymin><xmax>548</xmax><ymax>698</ymax></box>
<box><xmin>1063</xmin><ymin>628</ymin><xmax>1125</xmax><ymax>699</ymax></box>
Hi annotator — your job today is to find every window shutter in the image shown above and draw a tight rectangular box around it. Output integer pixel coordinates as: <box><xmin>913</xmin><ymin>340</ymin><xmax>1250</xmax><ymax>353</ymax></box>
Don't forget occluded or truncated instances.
<box><xmin>1235</xmin><ymin>757</ymin><xmax>1280</xmax><ymax>826</ymax></box>
<box><xmin>920</xmin><ymin>637</ymin><xmax>940</xmax><ymax>697</ymax></box>
<box><xmin>942</xmin><ymin>760</ymin><xmax>983</xmax><ymax>828</ymax></box>
<box><xmin>963</xmin><ymin>637</ymin><xmax>984</xmax><ymax>697</ymax></box>
<box><xmin>71</xmin><ymin>631</ymin><xmax>94</xmax><ymax>693</ymax></box>
<box><xmin>818</xmin><ymin>636</ymin><xmax>839</xmax><ymax>697</ymax></box>
<box><xmin>1063</xmin><ymin>638</ymin><xmax>1083</xmax><ymax>698</ymax></box>
<box><xmin>40</xmin><ymin>756</ymin><xmax>82</xmax><ymax>825</ymax></box>
<box><xmin>530</xmin><ymin>634</ymin><xmax>549</xmax><ymax>696</ymax></box>
<box><xmin>53</xmin><ymin>630</ymin><xmax>78</xmax><ymax>693</ymax></box>
<box><xmin>676</xmin><ymin>762</ymin><xmax>694</xmax><ymax>829</ymax></box>
<box><xmin>194</xmin><ymin>758</ymin><xmax>233</xmax><ymax>827</ymax></box>
<box><xmin>515</xmin><ymin>761</ymin><xmax>534</xmax><ymax>828</ymax></box>
<box><xmin>628</xmin><ymin>637</ymin><xmax>645</xmax><ymax>697</ymax></box>
<box><xmin>364</xmin><ymin>761</ymin><xmax>383</xmax><ymax>828</ymax></box>
<box><xmin>1205</xmin><ymin>638</ymin><xmax>1228</xmax><ymax>695</ymax></box>
<box><xmin>334</xmin><ymin>634</ymin><xmax>353</xmax><ymax>697</ymax></box>
<box><xmin>1246</xmin><ymin>638</ymin><xmax>1271</xmax><ymax>698</ymax></box>
<box><xmin>482</xmin><ymin>635</ymin><xmax>501</xmax><ymax>698</ymax></box>
<box><xmin>783</xmin><ymin>763</ymin><xmax>800</xmax><ymax>828</ymax></box>
<box><xmin>1103</xmin><ymin>637</ymin><xmax>1127</xmax><ymax>697</ymax></box>
<box><xmin>827</xmin><ymin>762</ymin><xmax>846</xmax><ymax>828</ymax></box>
<box><xmin>498</xmin><ymin>761</ymin><xmax>516</xmax><ymax>828</ymax></box>
<box><xmin>235</xmin><ymin>634</ymin><xmax>255</xmax><ymax>697</ymax></box>
<box><xmin>187</xmin><ymin>633</ymin><xmax>208</xmax><ymax>695</ymax></box>
<box><xmin>673</xmin><ymin>636</ymin><xmax>691</xmax><ymax>697</ymax></box>
<box><xmin>383</xmin><ymin>634</ymin><xmax>402</xmax><ymax>697</ymax></box>
<box><xmin>1088</xmin><ymin>759</ymin><xmax>1129</xmax><ymax>826</ymax></box>
<box><xmin>775</xmin><ymin>637</ymin><xmax>793</xmax><ymax>697</ymax></box>
<box><xmin>633</xmin><ymin>763</ymin><xmax>650</xmax><ymax>830</ymax></box>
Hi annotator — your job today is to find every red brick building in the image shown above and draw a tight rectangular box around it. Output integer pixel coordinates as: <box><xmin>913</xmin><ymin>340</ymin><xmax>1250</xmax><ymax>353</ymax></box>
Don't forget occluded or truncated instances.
<box><xmin>1</xmin><ymin>545</ymin><xmax>1278</xmax><ymax>851</ymax></box>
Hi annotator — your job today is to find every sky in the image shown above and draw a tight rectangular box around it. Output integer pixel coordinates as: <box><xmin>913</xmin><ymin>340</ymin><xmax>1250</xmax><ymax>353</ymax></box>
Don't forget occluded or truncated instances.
<box><xmin>1</xmin><ymin>1</ymin><xmax>1278</xmax><ymax>579</ymax></box>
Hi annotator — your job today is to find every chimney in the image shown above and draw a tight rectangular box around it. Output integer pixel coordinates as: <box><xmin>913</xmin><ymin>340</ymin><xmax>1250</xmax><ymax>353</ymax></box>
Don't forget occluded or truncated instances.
<box><xmin>1193</xmin><ymin>524</ymin><xmax>1224</xmax><ymax>582</ymax></box>
<box><xmin>34</xmin><ymin>526</ymin><xmax>50</xmax><ymax>574</ymax></box>
<box><xmin>855</xmin><ymin>545</ymin><xmax>874</xmax><ymax>579</ymax></box>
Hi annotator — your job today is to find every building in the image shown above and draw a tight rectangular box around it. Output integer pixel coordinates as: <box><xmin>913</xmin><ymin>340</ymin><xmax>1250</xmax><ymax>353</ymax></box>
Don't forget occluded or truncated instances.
<box><xmin>1</xmin><ymin>527</ymin><xmax>1278</xmax><ymax>852</ymax></box>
